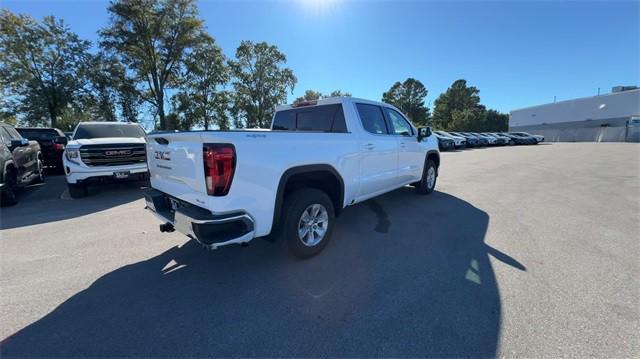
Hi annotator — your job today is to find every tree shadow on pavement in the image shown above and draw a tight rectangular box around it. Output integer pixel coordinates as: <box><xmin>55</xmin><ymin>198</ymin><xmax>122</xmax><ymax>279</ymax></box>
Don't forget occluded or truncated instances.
<box><xmin>0</xmin><ymin>189</ymin><xmax>525</xmax><ymax>357</ymax></box>
<box><xmin>0</xmin><ymin>176</ymin><xmax>148</xmax><ymax>230</ymax></box>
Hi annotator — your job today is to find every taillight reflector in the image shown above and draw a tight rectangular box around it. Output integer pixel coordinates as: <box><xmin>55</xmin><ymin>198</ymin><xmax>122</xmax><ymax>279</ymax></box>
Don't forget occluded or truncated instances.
<box><xmin>203</xmin><ymin>144</ymin><xmax>236</xmax><ymax>196</ymax></box>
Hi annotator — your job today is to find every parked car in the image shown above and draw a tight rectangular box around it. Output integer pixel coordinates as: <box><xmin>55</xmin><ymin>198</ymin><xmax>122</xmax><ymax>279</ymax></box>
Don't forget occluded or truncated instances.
<box><xmin>502</xmin><ymin>132</ymin><xmax>537</xmax><ymax>145</ymax></box>
<box><xmin>511</xmin><ymin>132</ymin><xmax>544</xmax><ymax>143</ymax></box>
<box><xmin>144</xmin><ymin>97</ymin><xmax>441</xmax><ymax>258</ymax></box>
<box><xmin>63</xmin><ymin>122</ymin><xmax>148</xmax><ymax>198</ymax></box>
<box><xmin>434</xmin><ymin>132</ymin><xmax>455</xmax><ymax>151</ymax></box>
<box><xmin>449</xmin><ymin>132</ymin><xmax>480</xmax><ymax>147</ymax></box>
<box><xmin>462</xmin><ymin>132</ymin><xmax>488</xmax><ymax>146</ymax></box>
<box><xmin>481</xmin><ymin>133</ymin><xmax>508</xmax><ymax>145</ymax></box>
<box><xmin>0</xmin><ymin>123</ymin><xmax>45</xmax><ymax>206</ymax></box>
<box><xmin>434</xmin><ymin>131</ymin><xmax>466</xmax><ymax>148</ymax></box>
<box><xmin>16</xmin><ymin>127</ymin><xmax>68</xmax><ymax>171</ymax></box>
<box><xmin>473</xmin><ymin>132</ymin><xmax>498</xmax><ymax>145</ymax></box>
<box><xmin>487</xmin><ymin>132</ymin><xmax>513</xmax><ymax>145</ymax></box>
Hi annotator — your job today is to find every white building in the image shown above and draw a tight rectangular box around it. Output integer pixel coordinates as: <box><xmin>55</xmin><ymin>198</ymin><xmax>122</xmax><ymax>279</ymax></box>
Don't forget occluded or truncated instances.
<box><xmin>509</xmin><ymin>87</ymin><xmax>640</xmax><ymax>142</ymax></box>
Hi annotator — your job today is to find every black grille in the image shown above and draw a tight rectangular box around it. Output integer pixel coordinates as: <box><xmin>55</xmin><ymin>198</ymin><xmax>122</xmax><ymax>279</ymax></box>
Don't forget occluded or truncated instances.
<box><xmin>79</xmin><ymin>143</ymin><xmax>146</xmax><ymax>167</ymax></box>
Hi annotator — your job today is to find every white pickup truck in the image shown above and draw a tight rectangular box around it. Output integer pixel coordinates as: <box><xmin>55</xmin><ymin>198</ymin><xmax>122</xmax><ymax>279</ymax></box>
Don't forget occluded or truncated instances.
<box><xmin>145</xmin><ymin>97</ymin><xmax>440</xmax><ymax>257</ymax></box>
<box><xmin>63</xmin><ymin>122</ymin><xmax>148</xmax><ymax>198</ymax></box>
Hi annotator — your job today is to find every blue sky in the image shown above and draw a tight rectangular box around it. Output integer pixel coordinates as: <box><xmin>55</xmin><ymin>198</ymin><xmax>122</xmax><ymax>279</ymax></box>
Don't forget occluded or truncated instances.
<box><xmin>3</xmin><ymin>0</ymin><xmax>639</xmax><ymax>113</ymax></box>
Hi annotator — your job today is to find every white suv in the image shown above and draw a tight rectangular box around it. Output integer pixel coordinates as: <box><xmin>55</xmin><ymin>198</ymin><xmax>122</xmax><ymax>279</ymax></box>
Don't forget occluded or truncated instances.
<box><xmin>63</xmin><ymin>122</ymin><xmax>148</xmax><ymax>198</ymax></box>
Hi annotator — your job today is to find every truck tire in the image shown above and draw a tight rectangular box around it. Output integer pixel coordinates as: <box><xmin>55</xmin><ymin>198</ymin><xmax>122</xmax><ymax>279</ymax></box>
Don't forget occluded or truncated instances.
<box><xmin>32</xmin><ymin>158</ymin><xmax>44</xmax><ymax>184</ymax></box>
<box><xmin>283</xmin><ymin>188</ymin><xmax>335</xmax><ymax>258</ymax></box>
<box><xmin>1</xmin><ymin>170</ymin><xmax>18</xmax><ymax>206</ymax></box>
<box><xmin>415</xmin><ymin>159</ymin><xmax>437</xmax><ymax>195</ymax></box>
<box><xmin>68</xmin><ymin>183</ymin><xmax>87</xmax><ymax>198</ymax></box>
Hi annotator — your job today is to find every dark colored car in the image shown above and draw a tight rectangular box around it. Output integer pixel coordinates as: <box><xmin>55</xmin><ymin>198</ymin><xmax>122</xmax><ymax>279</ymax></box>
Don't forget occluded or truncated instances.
<box><xmin>462</xmin><ymin>132</ymin><xmax>489</xmax><ymax>146</ymax></box>
<box><xmin>482</xmin><ymin>133</ymin><xmax>508</xmax><ymax>145</ymax></box>
<box><xmin>0</xmin><ymin>123</ymin><xmax>45</xmax><ymax>206</ymax></box>
<box><xmin>502</xmin><ymin>133</ymin><xmax>537</xmax><ymax>145</ymax></box>
<box><xmin>16</xmin><ymin>127</ymin><xmax>68</xmax><ymax>171</ymax></box>
<box><xmin>434</xmin><ymin>133</ymin><xmax>455</xmax><ymax>151</ymax></box>
<box><xmin>450</xmin><ymin>132</ymin><xmax>479</xmax><ymax>147</ymax></box>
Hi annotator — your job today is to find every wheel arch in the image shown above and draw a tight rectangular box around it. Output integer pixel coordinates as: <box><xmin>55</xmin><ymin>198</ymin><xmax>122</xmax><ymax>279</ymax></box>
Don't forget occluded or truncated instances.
<box><xmin>2</xmin><ymin>160</ymin><xmax>16</xmax><ymax>183</ymax></box>
<box><xmin>272</xmin><ymin>164</ymin><xmax>345</xmax><ymax>233</ymax></box>
<box><xmin>426</xmin><ymin>150</ymin><xmax>440</xmax><ymax>173</ymax></box>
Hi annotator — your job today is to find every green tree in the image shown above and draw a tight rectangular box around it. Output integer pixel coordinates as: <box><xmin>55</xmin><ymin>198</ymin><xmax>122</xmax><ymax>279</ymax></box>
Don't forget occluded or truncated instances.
<box><xmin>83</xmin><ymin>52</ymin><xmax>143</xmax><ymax>123</ymax></box>
<box><xmin>382</xmin><ymin>78</ymin><xmax>430</xmax><ymax>126</ymax></box>
<box><xmin>432</xmin><ymin>79</ymin><xmax>481</xmax><ymax>130</ymax></box>
<box><xmin>449</xmin><ymin>107</ymin><xmax>487</xmax><ymax>132</ymax></box>
<box><xmin>56</xmin><ymin>105</ymin><xmax>93</xmax><ymax>132</ymax></box>
<box><xmin>293</xmin><ymin>89</ymin><xmax>323</xmax><ymax>105</ymax></box>
<box><xmin>327</xmin><ymin>90</ymin><xmax>351</xmax><ymax>97</ymax></box>
<box><xmin>0</xmin><ymin>90</ymin><xmax>17</xmax><ymax>125</ymax></box>
<box><xmin>484</xmin><ymin>109</ymin><xmax>509</xmax><ymax>132</ymax></box>
<box><xmin>0</xmin><ymin>10</ymin><xmax>92</xmax><ymax>127</ymax></box>
<box><xmin>100</xmin><ymin>0</ymin><xmax>207</xmax><ymax>130</ymax></box>
<box><xmin>174</xmin><ymin>37</ymin><xmax>230</xmax><ymax>130</ymax></box>
<box><xmin>293</xmin><ymin>89</ymin><xmax>352</xmax><ymax>105</ymax></box>
<box><xmin>229</xmin><ymin>40</ymin><xmax>296</xmax><ymax>128</ymax></box>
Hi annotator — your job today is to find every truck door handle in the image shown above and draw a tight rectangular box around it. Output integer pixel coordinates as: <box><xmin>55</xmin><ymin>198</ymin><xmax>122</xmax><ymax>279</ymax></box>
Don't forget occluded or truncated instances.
<box><xmin>399</xmin><ymin>142</ymin><xmax>406</xmax><ymax>148</ymax></box>
<box><xmin>364</xmin><ymin>143</ymin><xmax>375</xmax><ymax>150</ymax></box>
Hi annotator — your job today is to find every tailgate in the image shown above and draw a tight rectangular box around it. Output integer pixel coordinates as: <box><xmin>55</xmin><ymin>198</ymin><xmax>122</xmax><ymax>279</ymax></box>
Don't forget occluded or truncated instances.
<box><xmin>146</xmin><ymin>132</ymin><xmax>208</xmax><ymax>205</ymax></box>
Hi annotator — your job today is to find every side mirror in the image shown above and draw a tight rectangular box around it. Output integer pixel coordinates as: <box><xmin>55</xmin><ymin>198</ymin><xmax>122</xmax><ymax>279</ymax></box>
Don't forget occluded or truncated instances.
<box><xmin>417</xmin><ymin>127</ymin><xmax>432</xmax><ymax>142</ymax></box>
<box><xmin>53</xmin><ymin>136</ymin><xmax>68</xmax><ymax>145</ymax></box>
<box><xmin>10</xmin><ymin>138</ymin><xmax>29</xmax><ymax>147</ymax></box>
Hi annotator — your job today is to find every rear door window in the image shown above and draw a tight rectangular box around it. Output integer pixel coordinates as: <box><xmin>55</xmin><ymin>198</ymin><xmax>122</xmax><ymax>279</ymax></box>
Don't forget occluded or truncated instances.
<box><xmin>356</xmin><ymin>103</ymin><xmax>388</xmax><ymax>135</ymax></box>
<box><xmin>272</xmin><ymin>104</ymin><xmax>347</xmax><ymax>132</ymax></box>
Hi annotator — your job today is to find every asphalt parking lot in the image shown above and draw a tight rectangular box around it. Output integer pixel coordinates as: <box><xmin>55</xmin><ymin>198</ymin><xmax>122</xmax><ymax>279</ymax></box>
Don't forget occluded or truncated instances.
<box><xmin>1</xmin><ymin>143</ymin><xmax>638</xmax><ymax>357</ymax></box>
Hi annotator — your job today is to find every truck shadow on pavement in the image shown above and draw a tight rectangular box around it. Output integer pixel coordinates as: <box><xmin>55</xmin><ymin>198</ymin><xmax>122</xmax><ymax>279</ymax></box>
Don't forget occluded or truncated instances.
<box><xmin>0</xmin><ymin>176</ymin><xmax>148</xmax><ymax>230</ymax></box>
<box><xmin>0</xmin><ymin>189</ymin><xmax>526</xmax><ymax>357</ymax></box>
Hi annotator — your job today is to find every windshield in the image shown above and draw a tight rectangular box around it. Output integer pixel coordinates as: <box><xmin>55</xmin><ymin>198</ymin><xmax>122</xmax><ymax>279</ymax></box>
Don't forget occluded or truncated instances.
<box><xmin>16</xmin><ymin>128</ymin><xmax>59</xmax><ymax>141</ymax></box>
<box><xmin>73</xmin><ymin>123</ymin><xmax>146</xmax><ymax>140</ymax></box>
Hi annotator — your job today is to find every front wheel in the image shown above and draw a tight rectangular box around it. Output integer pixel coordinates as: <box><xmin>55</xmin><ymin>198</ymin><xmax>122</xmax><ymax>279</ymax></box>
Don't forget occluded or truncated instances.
<box><xmin>415</xmin><ymin>159</ymin><xmax>437</xmax><ymax>195</ymax></box>
<box><xmin>1</xmin><ymin>171</ymin><xmax>18</xmax><ymax>206</ymax></box>
<box><xmin>283</xmin><ymin>188</ymin><xmax>335</xmax><ymax>258</ymax></box>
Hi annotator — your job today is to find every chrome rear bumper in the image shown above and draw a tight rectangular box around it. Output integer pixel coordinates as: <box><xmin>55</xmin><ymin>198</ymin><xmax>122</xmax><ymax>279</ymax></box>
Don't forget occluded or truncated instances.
<box><xmin>144</xmin><ymin>189</ymin><xmax>255</xmax><ymax>250</ymax></box>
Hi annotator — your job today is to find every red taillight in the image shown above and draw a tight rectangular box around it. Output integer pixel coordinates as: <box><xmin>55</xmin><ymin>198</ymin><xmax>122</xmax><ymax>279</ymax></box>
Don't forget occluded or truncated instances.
<box><xmin>53</xmin><ymin>143</ymin><xmax>64</xmax><ymax>151</ymax></box>
<box><xmin>203</xmin><ymin>144</ymin><xmax>236</xmax><ymax>196</ymax></box>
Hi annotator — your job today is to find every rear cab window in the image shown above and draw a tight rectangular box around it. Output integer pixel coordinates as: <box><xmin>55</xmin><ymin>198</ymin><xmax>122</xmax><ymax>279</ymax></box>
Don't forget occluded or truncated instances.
<box><xmin>272</xmin><ymin>104</ymin><xmax>347</xmax><ymax>132</ymax></box>
<box><xmin>16</xmin><ymin>129</ymin><xmax>60</xmax><ymax>141</ymax></box>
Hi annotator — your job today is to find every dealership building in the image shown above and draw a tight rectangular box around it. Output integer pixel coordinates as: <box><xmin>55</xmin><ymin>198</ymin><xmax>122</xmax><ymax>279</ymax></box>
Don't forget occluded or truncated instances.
<box><xmin>509</xmin><ymin>86</ymin><xmax>640</xmax><ymax>142</ymax></box>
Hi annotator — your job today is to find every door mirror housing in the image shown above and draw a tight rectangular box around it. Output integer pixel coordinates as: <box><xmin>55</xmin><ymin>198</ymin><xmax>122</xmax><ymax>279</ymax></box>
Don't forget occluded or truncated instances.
<box><xmin>53</xmin><ymin>136</ymin><xmax>68</xmax><ymax>145</ymax></box>
<box><xmin>417</xmin><ymin>127</ymin><xmax>432</xmax><ymax>142</ymax></box>
<box><xmin>10</xmin><ymin>138</ymin><xmax>29</xmax><ymax>147</ymax></box>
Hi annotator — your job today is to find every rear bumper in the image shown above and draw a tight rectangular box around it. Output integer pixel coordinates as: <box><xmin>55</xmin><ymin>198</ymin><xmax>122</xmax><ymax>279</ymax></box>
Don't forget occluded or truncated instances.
<box><xmin>144</xmin><ymin>188</ymin><xmax>255</xmax><ymax>249</ymax></box>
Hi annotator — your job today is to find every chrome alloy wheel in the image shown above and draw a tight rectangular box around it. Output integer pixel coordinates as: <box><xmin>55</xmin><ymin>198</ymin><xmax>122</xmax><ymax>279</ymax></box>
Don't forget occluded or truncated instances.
<box><xmin>427</xmin><ymin>166</ymin><xmax>436</xmax><ymax>190</ymax></box>
<box><xmin>297</xmin><ymin>203</ymin><xmax>329</xmax><ymax>247</ymax></box>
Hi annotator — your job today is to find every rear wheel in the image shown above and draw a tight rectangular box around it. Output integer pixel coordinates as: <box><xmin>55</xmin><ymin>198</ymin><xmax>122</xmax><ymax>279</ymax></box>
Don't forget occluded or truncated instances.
<box><xmin>415</xmin><ymin>159</ymin><xmax>437</xmax><ymax>195</ymax></box>
<box><xmin>283</xmin><ymin>188</ymin><xmax>335</xmax><ymax>258</ymax></box>
<box><xmin>1</xmin><ymin>170</ymin><xmax>18</xmax><ymax>206</ymax></box>
<box><xmin>68</xmin><ymin>183</ymin><xmax>87</xmax><ymax>198</ymax></box>
<box><xmin>32</xmin><ymin>158</ymin><xmax>44</xmax><ymax>184</ymax></box>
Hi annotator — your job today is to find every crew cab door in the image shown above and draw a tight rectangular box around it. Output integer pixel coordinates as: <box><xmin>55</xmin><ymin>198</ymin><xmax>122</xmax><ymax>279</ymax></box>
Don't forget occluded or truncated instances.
<box><xmin>383</xmin><ymin>107</ymin><xmax>423</xmax><ymax>183</ymax></box>
<box><xmin>354</xmin><ymin>103</ymin><xmax>398</xmax><ymax>198</ymax></box>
